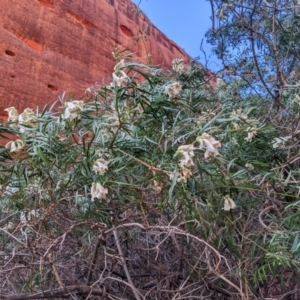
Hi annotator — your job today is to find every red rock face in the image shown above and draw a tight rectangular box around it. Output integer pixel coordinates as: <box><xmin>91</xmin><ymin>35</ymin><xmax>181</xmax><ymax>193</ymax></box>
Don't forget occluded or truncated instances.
<box><xmin>0</xmin><ymin>0</ymin><xmax>193</xmax><ymax>120</ymax></box>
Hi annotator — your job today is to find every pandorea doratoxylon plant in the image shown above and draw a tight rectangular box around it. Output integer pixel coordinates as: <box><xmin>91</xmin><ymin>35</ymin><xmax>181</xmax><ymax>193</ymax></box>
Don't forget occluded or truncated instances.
<box><xmin>1</xmin><ymin>53</ymin><xmax>300</xmax><ymax>299</ymax></box>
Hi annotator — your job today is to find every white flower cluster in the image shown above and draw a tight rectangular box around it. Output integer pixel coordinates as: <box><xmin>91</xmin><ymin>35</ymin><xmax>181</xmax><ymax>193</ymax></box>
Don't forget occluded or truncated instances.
<box><xmin>63</xmin><ymin>100</ymin><xmax>84</xmax><ymax>121</ymax></box>
<box><xmin>229</xmin><ymin>108</ymin><xmax>259</xmax><ymax>142</ymax></box>
<box><xmin>197</xmin><ymin>133</ymin><xmax>221</xmax><ymax>159</ymax></box>
<box><xmin>91</xmin><ymin>158</ymin><xmax>109</xmax><ymax>201</ymax></box>
<box><xmin>172</xmin><ymin>58</ymin><xmax>185</xmax><ymax>74</ymax></box>
<box><xmin>4</xmin><ymin>106</ymin><xmax>19</xmax><ymax>122</ymax></box>
<box><xmin>169</xmin><ymin>167</ymin><xmax>193</xmax><ymax>183</ymax></box>
<box><xmin>245</xmin><ymin>163</ymin><xmax>254</xmax><ymax>170</ymax></box>
<box><xmin>272</xmin><ymin>136</ymin><xmax>291</xmax><ymax>149</ymax></box>
<box><xmin>19</xmin><ymin>108</ymin><xmax>37</xmax><ymax>126</ymax></box>
<box><xmin>230</xmin><ymin>108</ymin><xmax>248</xmax><ymax>120</ymax></box>
<box><xmin>20</xmin><ymin>209</ymin><xmax>41</xmax><ymax>224</ymax></box>
<box><xmin>4</xmin><ymin>107</ymin><xmax>37</xmax><ymax>132</ymax></box>
<box><xmin>293</xmin><ymin>94</ymin><xmax>300</xmax><ymax>105</ymax></box>
<box><xmin>114</xmin><ymin>59</ymin><xmax>125</xmax><ymax>72</ymax></box>
<box><xmin>111</xmin><ymin>71</ymin><xmax>129</xmax><ymax>87</ymax></box>
<box><xmin>172</xmin><ymin>144</ymin><xmax>195</xmax><ymax>183</ymax></box>
<box><xmin>170</xmin><ymin>134</ymin><xmax>221</xmax><ymax>183</ymax></box>
<box><xmin>230</xmin><ymin>108</ymin><xmax>248</xmax><ymax>131</ymax></box>
<box><xmin>111</xmin><ymin>59</ymin><xmax>129</xmax><ymax>87</ymax></box>
<box><xmin>177</xmin><ymin>144</ymin><xmax>195</xmax><ymax>167</ymax></box>
<box><xmin>223</xmin><ymin>195</ymin><xmax>236</xmax><ymax>211</ymax></box>
<box><xmin>5</xmin><ymin>139</ymin><xmax>24</xmax><ymax>153</ymax></box>
<box><xmin>93</xmin><ymin>158</ymin><xmax>108</xmax><ymax>175</ymax></box>
<box><xmin>91</xmin><ymin>182</ymin><xmax>108</xmax><ymax>202</ymax></box>
<box><xmin>165</xmin><ymin>82</ymin><xmax>182</xmax><ymax>98</ymax></box>
<box><xmin>245</xmin><ymin>128</ymin><xmax>257</xmax><ymax>142</ymax></box>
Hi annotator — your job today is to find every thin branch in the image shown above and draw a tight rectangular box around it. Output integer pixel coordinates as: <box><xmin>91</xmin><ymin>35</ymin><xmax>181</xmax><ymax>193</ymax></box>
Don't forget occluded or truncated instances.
<box><xmin>86</xmin><ymin>235</ymin><xmax>103</xmax><ymax>285</ymax></box>
<box><xmin>249</xmin><ymin>6</ymin><xmax>275</xmax><ymax>99</ymax></box>
<box><xmin>271</xmin><ymin>2</ymin><xmax>287</xmax><ymax>86</ymax></box>
<box><xmin>115</xmin><ymin>147</ymin><xmax>172</xmax><ymax>175</ymax></box>
<box><xmin>209</xmin><ymin>0</ymin><xmax>216</xmax><ymax>31</ymax></box>
<box><xmin>113</xmin><ymin>228</ymin><xmax>142</xmax><ymax>300</ymax></box>
<box><xmin>0</xmin><ymin>228</ymin><xmax>27</xmax><ymax>248</ymax></box>
<box><xmin>49</xmin><ymin>251</ymin><xmax>64</xmax><ymax>287</ymax></box>
<box><xmin>0</xmin><ymin>285</ymin><xmax>104</xmax><ymax>300</ymax></box>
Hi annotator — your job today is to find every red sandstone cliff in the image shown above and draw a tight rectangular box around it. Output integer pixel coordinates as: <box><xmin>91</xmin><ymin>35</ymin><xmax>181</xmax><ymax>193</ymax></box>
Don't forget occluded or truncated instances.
<box><xmin>0</xmin><ymin>0</ymin><xmax>193</xmax><ymax>119</ymax></box>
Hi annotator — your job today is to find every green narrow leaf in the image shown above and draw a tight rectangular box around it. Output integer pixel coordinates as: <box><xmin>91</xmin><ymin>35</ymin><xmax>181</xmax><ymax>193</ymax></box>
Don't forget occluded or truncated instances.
<box><xmin>291</xmin><ymin>233</ymin><xmax>299</xmax><ymax>253</ymax></box>
<box><xmin>284</xmin><ymin>171</ymin><xmax>292</xmax><ymax>186</ymax></box>
<box><xmin>168</xmin><ymin>172</ymin><xmax>177</xmax><ymax>201</ymax></box>
<box><xmin>35</xmin><ymin>146</ymin><xmax>50</xmax><ymax>166</ymax></box>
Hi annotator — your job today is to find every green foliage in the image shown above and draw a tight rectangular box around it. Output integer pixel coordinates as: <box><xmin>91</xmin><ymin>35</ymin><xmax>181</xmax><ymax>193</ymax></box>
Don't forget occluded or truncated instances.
<box><xmin>207</xmin><ymin>0</ymin><xmax>300</xmax><ymax>102</ymax></box>
<box><xmin>1</xmin><ymin>45</ymin><xmax>300</xmax><ymax>298</ymax></box>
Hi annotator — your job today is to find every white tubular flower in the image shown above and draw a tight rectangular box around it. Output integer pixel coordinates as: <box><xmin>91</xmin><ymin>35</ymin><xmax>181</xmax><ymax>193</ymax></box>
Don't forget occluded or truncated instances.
<box><xmin>245</xmin><ymin>129</ymin><xmax>257</xmax><ymax>142</ymax></box>
<box><xmin>5</xmin><ymin>139</ymin><xmax>25</xmax><ymax>153</ymax></box>
<box><xmin>272</xmin><ymin>136</ymin><xmax>290</xmax><ymax>149</ymax></box>
<box><xmin>224</xmin><ymin>195</ymin><xmax>236</xmax><ymax>211</ymax></box>
<box><xmin>165</xmin><ymin>82</ymin><xmax>182</xmax><ymax>98</ymax></box>
<box><xmin>178</xmin><ymin>144</ymin><xmax>195</xmax><ymax>155</ymax></box>
<box><xmin>4</xmin><ymin>106</ymin><xmax>19</xmax><ymax>122</ymax></box>
<box><xmin>85</xmin><ymin>87</ymin><xmax>92</xmax><ymax>94</ymax></box>
<box><xmin>169</xmin><ymin>168</ymin><xmax>192</xmax><ymax>183</ymax></box>
<box><xmin>18</xmin><ymin>108</ymin><xmax>36</xmax><ymax>125</ymax></box>
<box><xmin>150</xmin><ymin>180</ymin><xmax>162</xmax><ymax>193</ymax></box>
<box><xmin>63</xmin><ymin>100</ymin><xmax>84</xmax><ymax>120</ymax></box>
<box><xmin>245</xmin><ymin>163</ymin><xmax>254</xmax><ymax>170</ymax></box>
<box><xmin>230</xmin><ymin>108</ymin><xmax>247</xmax><ymax>120</ymax></box>
<box><xmin>93</xmin><ymin>159</ymin><xmax>108</xmax><ymax>175</ymax></box>
<box><xmin>177</xmin><ymin>144</ymin><xmax>195</xmax><ymax>167</ymax></box>
<box><xmin>198</xmin><ymin>133</ymin><xmax>221</xmax><ymax>159</ymax></box>
<box><xmin>91</xmin><ymin>182</ymin><xmax>108</xmax><ymax>201</ymax></box>
<box><xmin>172</xmin><ymin>58</ymin><xmax>184</xmax><ymax>74</ymax></box>
<box><xmin>179</xmin><ymin>151</ymin><xmax>194</xmax><ymax>167</ymax></box>
<box><xmin>18</xmin><ymin>108</ymin><xmax>37</xmax><ymax>133</ymax></box>
<box><xmin>293</xmin><ymin>94</ymin><xmax>300</xmax><ymax>105</ymax></box>
<box><xmin>111</xmin><ymin>70</ymin><xmax>129</xmax><ymax>87</ymax></box>
<box><xmin>114</xmin><ymin>59</ymin><xmax>126</xmax><ymax>72</ymax></box>
<box><xmin>233</xmin><ymin>123</ymin><xmax>240</xmax><ymax>130</ymax></box>
<box><xmin>180</xmin><ymin>166</ymin><xmax>192</xmax><ymax>182</ymax></box>
<box><xmin>20</xmin><ymin>209</ymin><xmax>40</xmax><ymax>224</ymax></box>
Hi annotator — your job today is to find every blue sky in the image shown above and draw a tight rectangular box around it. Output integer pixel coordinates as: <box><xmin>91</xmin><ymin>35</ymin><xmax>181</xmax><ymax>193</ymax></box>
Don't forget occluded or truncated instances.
<box><xmin>131</xmin><ymin>0</ymin><xmax>220</xmax><ymax>70</ymax></box>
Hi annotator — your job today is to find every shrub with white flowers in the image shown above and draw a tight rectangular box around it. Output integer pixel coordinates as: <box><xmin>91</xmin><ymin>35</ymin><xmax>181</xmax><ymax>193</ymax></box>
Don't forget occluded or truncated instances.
<box><xmin>0</xmin><ymin>54</ymin><xmax>299</xmax><ymax>299</ymax></box>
